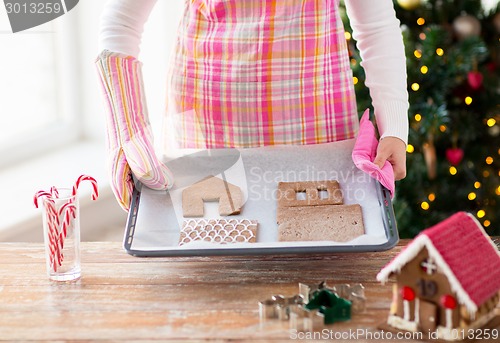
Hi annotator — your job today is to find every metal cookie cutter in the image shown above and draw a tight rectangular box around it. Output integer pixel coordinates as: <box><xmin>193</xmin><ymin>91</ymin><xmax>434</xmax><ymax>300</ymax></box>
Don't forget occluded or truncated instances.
<box><xmin>259</xmin><ymin>294</ymin><xmax>304</xmax><ymax>321</ymax></box>
<box><xmin>289</xmin><ymin>306</ymin><xmax>324</xmax><ymax>332</ymax></box>
<box><xmin>334</xmin><ymin>283</ymin><xmax>366</xmax><ymax>314</ymax></box>
<box><xmin>299</xmin><ymin>281</ymin><xmax>366</xmax><ymax>314</ymax></box>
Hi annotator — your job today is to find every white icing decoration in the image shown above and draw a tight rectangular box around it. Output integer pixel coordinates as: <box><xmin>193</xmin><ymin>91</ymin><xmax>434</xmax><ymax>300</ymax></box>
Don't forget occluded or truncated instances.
<box><xmin>180</xmin><ymin>219</ymin><xmax>257</xmax><ymax>245</ymax></box>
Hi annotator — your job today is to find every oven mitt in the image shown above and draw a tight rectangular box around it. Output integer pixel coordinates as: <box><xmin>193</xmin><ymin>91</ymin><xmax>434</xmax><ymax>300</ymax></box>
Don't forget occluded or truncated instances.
<box><xmin>95</xmin><ymin>50</ymin><xmax>174</xmax><ymax>211</ymax></box>
<box><xmin>352</xmin><ymin>109</ymin><xmax>395</xmax><ymax>198</ymax></box>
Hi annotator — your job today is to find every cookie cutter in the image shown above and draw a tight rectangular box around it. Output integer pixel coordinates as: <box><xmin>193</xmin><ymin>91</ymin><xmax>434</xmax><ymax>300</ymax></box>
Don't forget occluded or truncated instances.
<box><xmin>299</xmin><ymin>281</ymin><xmax>366</xmax><ymax>313</ymax></box>
<box><xmin>260</xmin><ymin>282</ymin><xmax>366</xmax><ymax>332</ymax></box>
<box><xmin>259</xmin><ymin>294</ymin><xmax>304</xmax><ymax>321</ymax></box>
<box><xmin>304</xmin><ymin>288</ymin><xmax>352</xmax><ymax>324</ymax></box>
<box><xmin>289</xmin><ymin>307</ymin><xmax>324</xmax><ymax>332</ymax></box>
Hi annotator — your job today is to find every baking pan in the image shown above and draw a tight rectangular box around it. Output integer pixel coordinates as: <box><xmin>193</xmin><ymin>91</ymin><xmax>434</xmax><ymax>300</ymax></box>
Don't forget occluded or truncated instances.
<box><xmin>123</xmin><ymin>139</ymin><xmax>398</xmax><ymax>256</ymax></box>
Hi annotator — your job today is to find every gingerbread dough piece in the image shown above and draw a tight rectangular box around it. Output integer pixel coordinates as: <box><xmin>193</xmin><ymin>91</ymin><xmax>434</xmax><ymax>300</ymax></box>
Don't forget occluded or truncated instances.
<box><xmin>277</xmin><ymin>180</ymin><xmax>343</xmax><ymax>209</ymax></box>
<box><xmin>277</xmin><ymin>204</ymin><xmax>365</xmax><ymax>242</ymax></box>
<box><xmin>182</xmin><ymin>176</ymin><xmax>243</xmax><ymax>217</ymax></box>
<box><xmin>179</xmin><ymin>219</ymin><xmax>258</xmax><ymax>245</ymax></box>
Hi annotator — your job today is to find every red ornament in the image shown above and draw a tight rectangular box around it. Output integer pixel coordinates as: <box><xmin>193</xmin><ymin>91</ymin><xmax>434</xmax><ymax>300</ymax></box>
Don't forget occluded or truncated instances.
<box><xmin>401</xmin><ymin>286</ymin><xmax>416</xmax><ymax>301</ymax></box>
<box><xmin>441</xmin><ymin>294</ymin><xmax>457</xmax><ymax>309</ymax></box>
<box><xmin>467</xmin><ymin>71</ymin><xmax>483</xmax><ymax>90</ymax></box>
<box><xmin>446</xmin><ymin>148</ymin><xmax>464</xmax><ymax>166</ymax></box>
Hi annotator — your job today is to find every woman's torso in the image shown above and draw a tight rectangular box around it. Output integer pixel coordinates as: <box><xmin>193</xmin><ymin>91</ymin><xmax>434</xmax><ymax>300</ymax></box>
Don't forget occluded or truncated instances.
<box><xmin>165</xmin><ymin>0</ymin><xmax>358</xmax><ymax>149</ymax></box>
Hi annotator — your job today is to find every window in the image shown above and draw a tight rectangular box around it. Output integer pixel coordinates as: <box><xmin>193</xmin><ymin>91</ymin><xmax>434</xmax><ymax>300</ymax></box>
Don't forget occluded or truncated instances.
<box><xmin>296</xmin><ymin>190</ymin><xmax>307</xmax><ymax>200</ymax></box>
<box><xmin>318</xmin><ymin>188</ymin><xmax>329</xmax><ymax>199</ymax></box>
<box><xmin>0</xmin><ymin>9</ymin><xmax>80</xmax><ymax>168</ymax></box>
<box><xmin>0</xmin><ymin>1</ymin><xmax>184</xmax><ymax>237</ymax></box>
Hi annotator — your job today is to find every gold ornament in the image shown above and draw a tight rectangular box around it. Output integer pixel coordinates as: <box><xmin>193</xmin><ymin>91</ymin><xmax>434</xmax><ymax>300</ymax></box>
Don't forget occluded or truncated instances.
<box><xmin>452</xmin><ymin>15</ymin><xmax>481</xmax><ymax>40</ymax></box>
<box><xmin>397</xmin><ymin>0</ymin><xmax>421</xmax><ymax>11</ymax></box>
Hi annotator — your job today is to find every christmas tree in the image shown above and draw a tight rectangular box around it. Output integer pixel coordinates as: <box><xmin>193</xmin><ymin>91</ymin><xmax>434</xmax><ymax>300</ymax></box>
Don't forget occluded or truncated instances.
<box><xmin>342</xmin><ymin>0</ymin><xmax>500</xmax><ymax>237</ymax></box>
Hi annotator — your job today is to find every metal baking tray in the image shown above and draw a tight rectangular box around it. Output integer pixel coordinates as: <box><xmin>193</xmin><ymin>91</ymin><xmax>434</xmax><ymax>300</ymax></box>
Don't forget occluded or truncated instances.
<box><xmin>123</xmin><ymin>139</ymin><xmax>398</xmax><ymax>256</ymax></box>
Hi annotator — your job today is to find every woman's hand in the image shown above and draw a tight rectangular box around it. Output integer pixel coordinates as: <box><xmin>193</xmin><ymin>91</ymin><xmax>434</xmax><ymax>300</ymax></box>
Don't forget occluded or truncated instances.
<box><xmin>374</xmin><ymin>136</ymin><xmax>407</xmax><ymax>180</ymax></box>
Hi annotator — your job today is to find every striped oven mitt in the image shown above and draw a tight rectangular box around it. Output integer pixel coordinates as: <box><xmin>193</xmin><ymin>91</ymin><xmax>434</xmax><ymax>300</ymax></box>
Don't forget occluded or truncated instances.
<box><xmin>95</xmin><ymin>50</ymin><xmax>174</xmax><ymax>211</ymax></box>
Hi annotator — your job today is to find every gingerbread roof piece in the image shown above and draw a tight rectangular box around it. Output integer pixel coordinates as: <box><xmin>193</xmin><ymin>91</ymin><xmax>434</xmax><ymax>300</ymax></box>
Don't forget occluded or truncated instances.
<box><xmin>182</xmin><ymin>176</ymin><xmax>243</xmax><ymax>217</ymax></box>
<box><xmin>377</xmin><ymin>212</ymin><xmax>500</xmax><ymax>313</ymax></box>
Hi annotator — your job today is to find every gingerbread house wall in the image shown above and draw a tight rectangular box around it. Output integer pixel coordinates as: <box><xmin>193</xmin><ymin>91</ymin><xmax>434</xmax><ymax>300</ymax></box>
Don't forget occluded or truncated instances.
<box><xmin>394</xmin><ymin>247</ymin><xmax>459</xmax><ymax>330</ymax></box>
<box><xmin>276</xmin><ymin>181</ymin><xmax>343</xmax><ymax>208</ymax></box>
<box><xmin>182</xmin><ymin>176</ymin><xmax>243</xmax><ymax>217</ymax></box>
<box><xmin>459</xmin><ymin>292</ymin><xmax>500</xmax><ymax>328</ymax></box>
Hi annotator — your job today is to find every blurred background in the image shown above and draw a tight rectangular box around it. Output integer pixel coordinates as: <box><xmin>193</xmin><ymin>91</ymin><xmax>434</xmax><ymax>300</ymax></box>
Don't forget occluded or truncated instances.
<box><xmin>0</xmin><ymin>0</ymin><xmax>498</xmax><ymax>241</ymax></box>
<box><xmin>343</xmin><ymin>0</ymin><xmax>500</xmax><ymax>237</ymax></box>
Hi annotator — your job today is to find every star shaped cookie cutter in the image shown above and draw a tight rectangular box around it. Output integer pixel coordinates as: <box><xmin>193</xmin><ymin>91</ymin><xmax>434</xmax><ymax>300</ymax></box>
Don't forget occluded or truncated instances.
<box><xmin>289</xmin><ymin>306</ymin><xmax>324</xmax><ymax>332</ymax></box>
<box><xmin>259</xmin><ymin>294</ymin><xmax>304</xmax><ymax>321</ymax></box>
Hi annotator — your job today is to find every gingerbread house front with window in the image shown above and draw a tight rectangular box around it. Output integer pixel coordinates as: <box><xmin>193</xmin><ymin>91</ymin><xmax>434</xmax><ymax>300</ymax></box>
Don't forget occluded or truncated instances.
<box><xmin>377</xmin><ymin>212</ymin><xmax>500</xmax><ymax>340</ymax></box>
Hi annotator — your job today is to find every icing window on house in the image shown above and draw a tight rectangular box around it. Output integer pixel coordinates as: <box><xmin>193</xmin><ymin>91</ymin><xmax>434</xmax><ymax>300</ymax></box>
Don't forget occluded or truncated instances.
<box><xmin>420</xmin><ymin>258</ymin><xmax>438</xmax><ymax>275</ymax></box>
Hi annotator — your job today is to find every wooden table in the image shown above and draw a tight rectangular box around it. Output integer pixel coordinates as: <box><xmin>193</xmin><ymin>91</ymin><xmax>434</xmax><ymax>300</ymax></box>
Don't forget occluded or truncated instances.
<box><xmin>0</xmin><ymin>241</ymin><xmax>497</xmax><ymax>342</ymax></box>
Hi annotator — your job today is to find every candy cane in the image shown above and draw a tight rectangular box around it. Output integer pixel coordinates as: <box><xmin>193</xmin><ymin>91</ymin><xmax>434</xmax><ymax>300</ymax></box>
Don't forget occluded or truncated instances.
<box><xmin>72</xmin><ymin>175</ymin><xmax>98</xmax><ymax>200</ymax></box>
<box><xmin>34</xmin><ymin>189</ymin><xmax>70</xmax><ymax>271</ymax></box>
<box><xmin>58</xmin><ymin>202</ymin><xmax>77</xmax><ymax>238</ymax></box>
<box><xmin>33</xmin><ymin>190</ymin><xmax>52</xmax><ymax>208</ymax></box>
<box><xmin>47</xmin><ymin>201</ymin><xmax>63</xmax><ymax>271</ymax></box>
<box><xmin>50</xmin><ymin>186</ymin><xmax>59</xmax><ymax>198</ymax></box>
<box><xmin>46</xmin><ymin>202</ymin><xmax>77</xmax><ymax>269</ymax></box>
<box><xmin>34</xmin><ymin>191</ymin><xmax>60</xmax><ymax>271</ymax></box>
<box><xmin>36</xmin><ymin>175</ymin><xmax>98</xmax><ymax>273</ymax></box>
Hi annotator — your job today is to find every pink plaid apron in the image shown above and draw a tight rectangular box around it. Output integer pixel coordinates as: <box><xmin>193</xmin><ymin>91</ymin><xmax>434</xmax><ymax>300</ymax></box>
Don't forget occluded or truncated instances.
<box><xmin>166</xmin><ymin>0</ymin><xmax>358</xmax><ymax>148</ymax></box>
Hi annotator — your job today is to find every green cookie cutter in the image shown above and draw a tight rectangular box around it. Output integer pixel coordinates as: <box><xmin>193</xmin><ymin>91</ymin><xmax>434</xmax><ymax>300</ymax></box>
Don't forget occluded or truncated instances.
<box><xmin>304</xmin><ymin>288</ymin><xmax>351</xmax><ymax>324</ymax></box>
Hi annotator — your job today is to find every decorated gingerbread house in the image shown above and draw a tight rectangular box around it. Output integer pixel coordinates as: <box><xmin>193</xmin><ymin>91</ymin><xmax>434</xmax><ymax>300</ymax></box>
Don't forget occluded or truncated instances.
<box><xmin>377</xmin><ymin>212</ymin><xmax>500</xmax><ymax>340</ymax></box>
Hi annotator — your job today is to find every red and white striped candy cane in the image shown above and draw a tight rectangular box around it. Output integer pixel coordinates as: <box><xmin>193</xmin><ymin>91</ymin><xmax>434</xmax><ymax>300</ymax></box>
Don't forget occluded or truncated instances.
<box><xmin>33</xmin><ymin>190</ymin><xmax>52</xmax><ymax>209</ymax></box>
<box><xmin>50</xmin><ymin>186</ymin><xmax>59</xmax><ymax>198</ymax></box>
<box><xmin>58</xmin><ymin>202</ymin><xmax>77</xmax><ymax>238</ymax></box>
<box><xmin>48</xmin><ymin>202</ymin><xmax>77</xmax><ymax>268</ymax></box>
<box><xmin>36</xmin><ymin>175</ymin><xmax>97</xmax><ymax>272</ymax></box>
<box><xmin>47</xmin><ymin>199</ymin><xmax>62</xmax><ymax>271</ymax></box>
<box><xmin>72</xmin><ymin>174</ymin><xmax>98</xmax><ymax>200</ymax></box>
<box><xmin>34</xmin><ymin>190</ymin><xmax>61</xmax><ymax>271</ymax></box>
